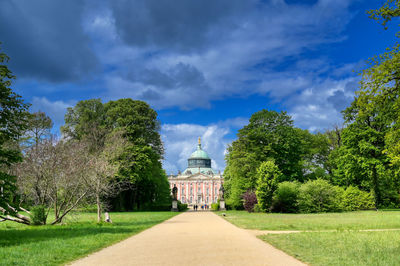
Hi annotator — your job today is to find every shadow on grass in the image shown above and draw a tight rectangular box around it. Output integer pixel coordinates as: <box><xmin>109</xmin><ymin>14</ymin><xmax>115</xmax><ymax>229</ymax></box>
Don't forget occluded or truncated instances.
<box><xmin>0</xmin><ymin>219</ymin><xmax>163</xmax><ymax>248</ymax></box>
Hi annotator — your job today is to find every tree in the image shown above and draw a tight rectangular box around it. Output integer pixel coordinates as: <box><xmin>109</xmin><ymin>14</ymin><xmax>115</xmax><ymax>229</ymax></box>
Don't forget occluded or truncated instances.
<box><xmin>0</xmin><ymin>44</ymin><xmax>29</xmax><ymax>224</ymax></box>
<box><xmin>333</xmin><ymin>0</ymin><xmax>400</xmax><ymax>207</ymax></box>
<box><xmin>24</xmin><ymin>111</ymin><xmax>53</xmax><ymax>148</ymax></box>
<box><xmin>62</xmin><ymin>98</ymin><xmax>170</xmax><ymax>211</ymax></box>
<box><xmin>16</xmin><ymin>137</ymin><xmax>92</xmax><ymax>224</ymax></box>
<box><xmin>85</xmin><ymin>131</ymin><xmax>127</xmax><ymax>222</ymax></box>
<box><xmin>224</xmin><ymin>110</ymin><xmax>303</xmax><ymax>209</ymax></box>
<box><xmin>255</xmin><ymin>160</ymin><xmax>282</xmax><ymax>212</ymax></box>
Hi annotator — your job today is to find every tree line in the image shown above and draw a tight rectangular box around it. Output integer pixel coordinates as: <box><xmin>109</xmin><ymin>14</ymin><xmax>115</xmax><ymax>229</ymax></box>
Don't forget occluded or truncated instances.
<box><xmin>224</xmin><ymin>0</ymin><xmax>400</xmax><ymax>212</ymax></box>
<box><xmin>0</xmin><ymin>47</ymin><xmax>170</xmax><ymax>225</ymax></box>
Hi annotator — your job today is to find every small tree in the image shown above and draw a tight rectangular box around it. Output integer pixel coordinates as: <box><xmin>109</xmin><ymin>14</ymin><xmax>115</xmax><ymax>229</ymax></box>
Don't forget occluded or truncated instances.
<box><xmin>255</xmin><ymin>160</ymin><xmax>282</xmax><ymax>212</ymax></box>
<box><xmin>85</xmin><ymin>131</ymin><xmax>127</xmax><ymax>223</ymax></box>
<box><xmin>242</xmin><ymin>190</ymin><xmax>257</xmax><ymax>212</ymax></box>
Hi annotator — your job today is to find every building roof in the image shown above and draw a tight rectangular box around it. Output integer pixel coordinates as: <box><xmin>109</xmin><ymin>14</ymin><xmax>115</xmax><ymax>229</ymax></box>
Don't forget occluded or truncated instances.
<box><xmin>189</xmin><ymin>138</ymin><xmax>210</xmax><ymax>159</ymax></box>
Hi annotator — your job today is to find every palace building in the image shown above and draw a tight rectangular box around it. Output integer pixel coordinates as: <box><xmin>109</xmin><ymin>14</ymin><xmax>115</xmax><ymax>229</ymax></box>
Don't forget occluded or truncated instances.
<box><xmin>168</xmin><ymin>138</ymin><xmax>223</xmax><ymax>207</ymax></box>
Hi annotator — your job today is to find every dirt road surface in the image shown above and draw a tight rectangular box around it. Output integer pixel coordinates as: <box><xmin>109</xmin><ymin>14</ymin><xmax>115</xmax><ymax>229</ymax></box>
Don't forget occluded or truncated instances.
<box><xmin>70</xmin><ymin>211</ymin><xmax>306</xmax><ymax>266</ymax></box>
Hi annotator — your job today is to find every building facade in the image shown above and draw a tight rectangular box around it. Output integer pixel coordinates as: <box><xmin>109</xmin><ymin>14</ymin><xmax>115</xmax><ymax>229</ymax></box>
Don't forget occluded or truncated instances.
<box><xmin>168</xmin><ymin>138</ymin><xmax>223</xmax><ymax>208</ymax></box>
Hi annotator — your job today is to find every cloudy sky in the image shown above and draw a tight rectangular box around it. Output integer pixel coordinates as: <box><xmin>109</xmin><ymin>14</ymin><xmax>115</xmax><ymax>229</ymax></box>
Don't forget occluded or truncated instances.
<box><xmin>0</xmin><ymin>0</ymin><xmax>397</xmax><ymax>174</ymax></box>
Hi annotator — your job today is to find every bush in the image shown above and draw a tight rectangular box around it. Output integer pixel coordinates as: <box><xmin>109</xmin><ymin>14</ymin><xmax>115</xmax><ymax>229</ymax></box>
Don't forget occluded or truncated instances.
<box><xmin>298</xmin><ymin>179</ymin><xmax>343</xmax><ymax>213</ymax></box>
<box><xmin>242</xmin><ymin>190</ymin><xmax>258</xmax><ymax>212</ymax></box>
<box><xmin>30</xmin><ymin>205</ymin><xmax>47</xmax><ymax>225</ymax></box>
<box><xmin>341</xmin><ymin>186</ymin><xmax>375</xmax><ymax>211</ymax></box>
<box><xmin>211</xmin><ymin>203</ymin><xmax>219</xmax><ymax>211</ymax></box>
<box><xmin>178</xmin><ymin>202</ymin><xmax>188</xmax><ymax>212</ymax></box>
<box><xmin>272</xmin><ymin>181</ymin><xmax>300</xmax><ymax>213</ymax></box>
<box><xmin>256</xmin><ymin>160</ymin><xmax>281</xmax><ymax>212</ymax></box>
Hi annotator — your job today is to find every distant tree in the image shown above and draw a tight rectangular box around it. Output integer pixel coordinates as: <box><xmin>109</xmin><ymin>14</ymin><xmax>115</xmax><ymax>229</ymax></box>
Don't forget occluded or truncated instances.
<box><xmin>25</xmin><ymin>111</ymin><xmax>53</xmax><ymax>147</ymax></box>
<box><xmin>224</xmin><ymin>110</ymin><xmax>303</xmax><ymax>209</ymax></box>
<box><xmin>0</xmin><ymin>44</ymin><xmax>30</xmax><ymax>224</ymax></box>
<box><xmin>255</xmin><ymin>160</ymin><xmax>282</xmax><ymax>212</ymax></box>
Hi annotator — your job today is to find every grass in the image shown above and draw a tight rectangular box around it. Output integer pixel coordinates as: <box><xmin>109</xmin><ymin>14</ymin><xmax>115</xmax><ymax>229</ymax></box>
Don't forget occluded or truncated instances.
<box><xmin>261</xmin><ymin>231</ymin><xmax>400</xmax><ymax>265</ymax></box>
<box><xmin>219</xmin><ymin>210</ymin><xmax>400</xmax><ymax>265</ymax></box>
<box><xmin>0</xmin><ymin>211</ymin><xmax>178</xmax><ymax>265</ymax></box>
<box><xmin>219</xmin><ymin>210</ymin><xmax>400</xmax><ymax>231</ymax></box>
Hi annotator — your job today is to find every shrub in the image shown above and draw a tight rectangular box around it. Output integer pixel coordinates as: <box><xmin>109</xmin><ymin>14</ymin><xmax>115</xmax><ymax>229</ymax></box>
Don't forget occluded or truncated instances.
<box><xmin>272</xmin><ymin>181</ymin><xmax>300</xmax><ymax>213</ymax></box>
<box><xmin>341</xmin><ymin>186</ymin><xmax>375</xmax><ymax>211</ymax></box>
<box><xmin>178</xmin><ymin>202</ymin><xmax>188</xmax><ymax>211</ymax></box>
<box><xmin>30</xmin><ymin>205</ymin><xmax>47</xmax><ymax>225</ymax></box>
<box><xmin>211</xmin><ymin>203</ymin><xmax>219</xmax><ymax>211</ymax></box>
<box><xmin>242</xmin><ymin>190</ymin><xmax>258</xmax><ymax>212</ymax></box>
<box><xmin>298</xmin><ymin>179</ymin><xmax>343</xmax><ymax>213</ymax></box>
<box><xmin>256</xmin><ymin>160</ymin><xmax>281</xmax><ymax>212</ymax></box>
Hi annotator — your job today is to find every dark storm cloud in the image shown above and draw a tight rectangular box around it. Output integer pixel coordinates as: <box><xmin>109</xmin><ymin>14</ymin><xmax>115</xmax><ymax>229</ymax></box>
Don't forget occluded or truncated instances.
<box><xmin>110</xmin><ymin>0</ymin><xmax>251</xmax><ymax>52</ymax></box>
<box><xmin>127</xmin><ymin>63</ymin><xmax>208</xmax><ymax>92</ymax></box>
<box><xmin>0</xmin><ymin>0</ymin><xmax>97</xmax><ymax>82</ymax></box>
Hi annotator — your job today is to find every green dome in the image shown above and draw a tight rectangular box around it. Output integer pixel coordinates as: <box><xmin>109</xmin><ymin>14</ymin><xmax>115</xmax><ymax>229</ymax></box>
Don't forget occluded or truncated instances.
<box><xmin>190</xmin><ymin>147</ymin><xmax>210</xmax><ymax>159</ymax></box>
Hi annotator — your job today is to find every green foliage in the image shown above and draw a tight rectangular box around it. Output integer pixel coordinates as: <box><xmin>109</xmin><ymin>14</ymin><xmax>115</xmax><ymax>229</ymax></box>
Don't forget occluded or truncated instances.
<box><xmin>0</xmin><ymin>44</ymin><xmax>29</xmax><ymax>217</ymax></box>
<box><xmin>332</xmin><ymin>0</ymin><xmax>400</xmax><ymax>208</ymax></box>
<box><xmin>224</xmin><ymin>110</ymin><xmax>304</xmax><ymax>209</ymax></box>
<box><xmin>62</xmin><ymin>98</ymin><xmax>170</xmax><ymax>211</ymax></box>
<box><xmin>298</xmin><ymin>179</ymin><xmax>342</xmax><ymax>213</ymax></box>
<box><xmin>255</xmin><ymin>160</ymin><xmax>281</xmax><ymax>212</ymax></box>
<box><xmin>272</xmin><ymin>181</ymin><xmax>300</xmax><ymax>213</ymax></box>
<box><xmin>29</xmin><ymin>205</ymin><xmax>47</xmax><ymax>225</ymax></box>
<box><xmin>341</xmin><ymin>186</ymin><xmax>375</xmax><ymax>211</ymax></box>
<box><xmin>178</xmin><ymin>202</ymin><xmax>188</xmax><ymax>212</ymax></box>
<box><xmin>211</xmin><ymin>203</ymin><xmax>219</xmax><ymax>211</ymax></box>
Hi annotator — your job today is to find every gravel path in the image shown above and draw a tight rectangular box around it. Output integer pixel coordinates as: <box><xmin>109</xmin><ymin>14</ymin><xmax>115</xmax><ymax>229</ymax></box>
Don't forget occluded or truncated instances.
<box><xmin>70</xmin><ymin>211</ymin><xmax>306</xmax><ymax>266</ymax></box>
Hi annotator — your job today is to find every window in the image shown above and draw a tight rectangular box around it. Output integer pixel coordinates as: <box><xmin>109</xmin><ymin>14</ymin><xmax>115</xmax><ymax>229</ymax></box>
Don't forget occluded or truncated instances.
<box><xmin>198</xmin><ymin>187</ymin><xmax>201</xmax><ymax>193</ymax></box>
<box><xmin>182</xmin><ymin>188</ymin><xmax>185</xmax><ymax>194</ymax></box>
<box><xmin>190</xmin><ymin>187</ymin><xmax>193</xmax><ymax>194</ymax></box>
<box><xmin>215</xmin><ymin>188</ymin><xmax>218</xmax><ymax>195</ymax></box>
<box><xmin>207</xmin><ymin>188</ymin><xmax>209</xmax><ymax>195</ymax></box>
<box><xmin>206</xmin><ymin>197</ymin><xmax>208</xmax><ymax>203</ymax></box>
<box><xmin>190</xmin><ymin>196</ymin><xmax>192</xmax><ymax>203</ymax></box>
<box><xmin>181</xmin><ymin>197</ymin><xmax>185</xmax><ymax>203</ymax></box>
<box><xmin>214</xmin><ymin>197</ymin><xmax>217</xmax><ymax>203</ymax></box>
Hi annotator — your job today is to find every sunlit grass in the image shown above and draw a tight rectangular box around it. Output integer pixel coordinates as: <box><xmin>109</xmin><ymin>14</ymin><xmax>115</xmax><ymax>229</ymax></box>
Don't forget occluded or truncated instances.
<box><xmin>0</xmin><ymin>211</ymin><xmax>178</xmax><ymax>265</ymax></box>
<box><xmin>261</xmin><ymin>231</ymin><xmax>400</xmax><ymax>266</ymax></box>
<box><xmin>218</xmin><ymin>210</ymin><xmax>400</xmax><ymax>231</ymax></box>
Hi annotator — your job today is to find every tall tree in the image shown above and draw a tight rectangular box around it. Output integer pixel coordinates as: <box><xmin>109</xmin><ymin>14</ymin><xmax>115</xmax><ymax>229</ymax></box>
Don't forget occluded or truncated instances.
<box><xmin>224</xmin><ymin>110</ymin><xmax>303</xmax><ymax>209</ymax></box>
<box><xmin>62</xmin><ymin>98</ymin><xmax>169</xmax><ymax>211</ymax></box>
<box><xmin>0</xmin><ymin>44</ymin><xmax>29</xmax><ymax>223</ymax></box>
<box><xmin>334</xmin><ymin>0</ymin><xmax>400</xmax><ymax>207</ymax></box>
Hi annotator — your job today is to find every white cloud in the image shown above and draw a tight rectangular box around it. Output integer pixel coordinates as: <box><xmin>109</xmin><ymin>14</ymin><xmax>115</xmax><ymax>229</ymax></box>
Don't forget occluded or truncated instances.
<box><xmin>161</xmin><ymin>122</ymin><xmax>233</xmax><ymax>175</ymax></box>
<box><xmin>30</xmin><ymin>97</ymin><xmax>74</xmax><ymax>130</ymax></box>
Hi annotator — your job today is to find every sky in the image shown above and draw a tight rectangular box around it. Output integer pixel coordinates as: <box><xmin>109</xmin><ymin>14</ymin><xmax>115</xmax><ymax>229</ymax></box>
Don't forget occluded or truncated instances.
<box><xmin>0</xmin><ymin>0</ymin><xmax>398</xmax><ymax>174</ymax></box>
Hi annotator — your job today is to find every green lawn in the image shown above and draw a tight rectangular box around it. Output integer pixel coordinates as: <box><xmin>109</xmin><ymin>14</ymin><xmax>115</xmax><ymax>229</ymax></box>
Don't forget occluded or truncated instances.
<box><xmin>219</xmin><ymin>210</ymin><xmax>400</xmax><ymax>230</ymax></box>
<box><xmin>219</xmin><ymin>210</ymin><xmax>400</xmax><ymax>265</ymax></box>
<box><xmin>0</xmin><ymin>211</ymin><xmax>178</xmax><ymax>265</ymax></box>
<box><xmin>261</xmin><ymin>231</ymin><xmax>400</xmax><ymax>265</ymax></box>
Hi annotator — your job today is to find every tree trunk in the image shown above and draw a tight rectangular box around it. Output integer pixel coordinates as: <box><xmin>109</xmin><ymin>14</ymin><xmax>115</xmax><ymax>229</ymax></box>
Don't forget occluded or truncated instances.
<box><xmin>372</xmin><ymin>165</ymin><xmax>380</xmax><ymax>209</ymax></box>
<box><xmin>96</xmin><ymin>194</ymin><xmax>102</xmax><ymax>223</ymax></box>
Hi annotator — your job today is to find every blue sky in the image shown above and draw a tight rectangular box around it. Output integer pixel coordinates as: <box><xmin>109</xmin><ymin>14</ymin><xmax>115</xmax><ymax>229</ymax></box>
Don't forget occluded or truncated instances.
<box><xmin>0</xmin><ymin>0</ymin><xmax>398</xmax><ymax>174</ymax></box>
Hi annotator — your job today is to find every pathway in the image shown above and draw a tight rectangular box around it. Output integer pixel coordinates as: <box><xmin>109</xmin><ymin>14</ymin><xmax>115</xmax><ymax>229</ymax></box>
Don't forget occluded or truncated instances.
<box><xmin>71</xmin><ymin>212</ymin><xmax>306</xmax><ymax>266</ymax></box>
